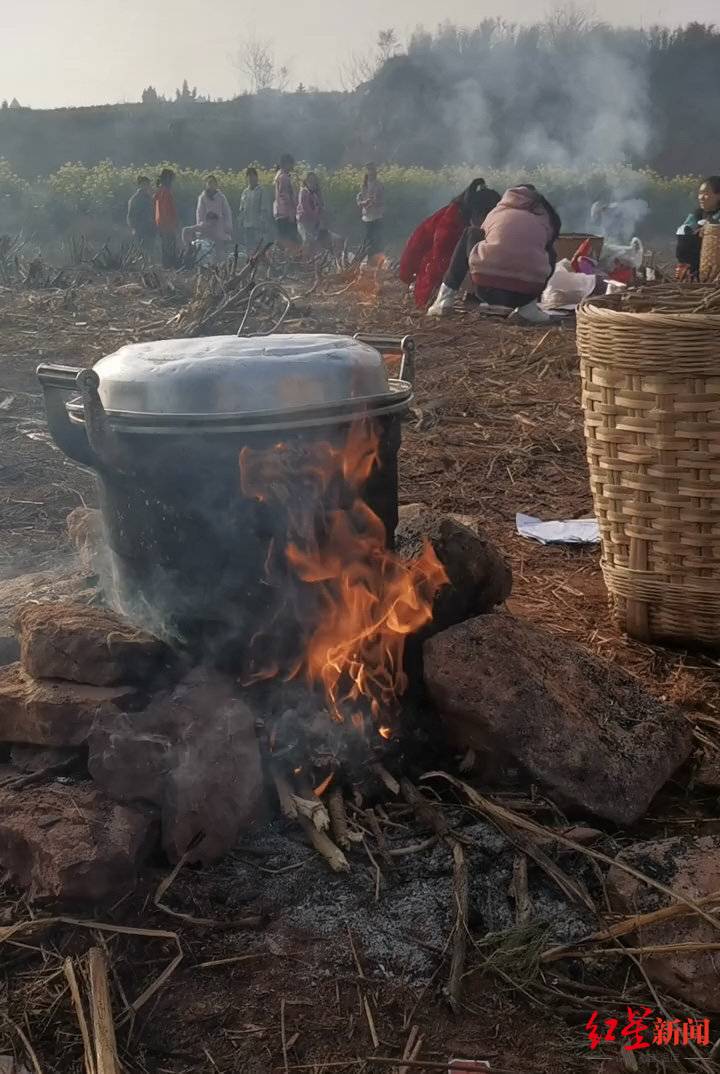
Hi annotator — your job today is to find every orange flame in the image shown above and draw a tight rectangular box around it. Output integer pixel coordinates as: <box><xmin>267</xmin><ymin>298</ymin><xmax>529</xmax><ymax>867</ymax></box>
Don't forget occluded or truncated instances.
<box><xmin>240</xmin><ymin>422</ymin><xmax>448</xmax><ymax>732</ymax></box>
<box><xmin>314</xmin><ymin>773</ymin><xmax>335</xmax><ymax>797</ymax></box>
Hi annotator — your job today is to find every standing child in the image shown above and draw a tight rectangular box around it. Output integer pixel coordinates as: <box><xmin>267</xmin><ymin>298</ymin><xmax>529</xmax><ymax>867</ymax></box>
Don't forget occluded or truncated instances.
<box><xmin>154</xmin><ymin>168</ymin><xmax>178</xmax><ymax>269</ymax></box>
<box><xmin>238</xmin><ymin>167</ymin><xmax>267</xmax><ymax>252</ymax></box>
<box><xmin>196</xmin><ymin>175</ymin><xmax>233</xmax><ymax>261</ymax></box>
<box><xmin>273</xmin><ymin>154</ymin><xmax>299</xmax><ymax>246</ymax></box>
<box><xmin>296</xmin><ymin>172</ymin><xmax>325</xmax><ymax>254</ymax></box>
<box><xmin>356</xmin><ymin>162</ymin><xmax>384</xmax><ymax>260</ymax></box>
<box><xmin>126</xmin><ymin>175</ymin><xmax>156</xmax><ymax>257</ymax></box>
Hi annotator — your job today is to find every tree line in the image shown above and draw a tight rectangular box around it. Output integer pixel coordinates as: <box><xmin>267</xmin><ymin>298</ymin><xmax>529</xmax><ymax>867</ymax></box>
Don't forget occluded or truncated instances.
<box><xmin>1</xmin><ymin>18</ymin><xmax>718</xmax><ymax>178</ymax></box>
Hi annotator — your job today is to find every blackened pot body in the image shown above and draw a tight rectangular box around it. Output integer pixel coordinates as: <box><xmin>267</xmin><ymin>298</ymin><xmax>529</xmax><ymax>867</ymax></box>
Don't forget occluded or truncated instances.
<box><xmin>95</xmin><ymin>417</ymin><xmax>401</xmax><ymax>658</ymax></box>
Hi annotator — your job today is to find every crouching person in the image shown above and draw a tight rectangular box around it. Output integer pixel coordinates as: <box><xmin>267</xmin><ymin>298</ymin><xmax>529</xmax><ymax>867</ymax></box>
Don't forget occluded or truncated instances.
<box><xmin>428</xmin><ymin>185</ymin><xmax>561</xmax><ymax>324</ymax></box>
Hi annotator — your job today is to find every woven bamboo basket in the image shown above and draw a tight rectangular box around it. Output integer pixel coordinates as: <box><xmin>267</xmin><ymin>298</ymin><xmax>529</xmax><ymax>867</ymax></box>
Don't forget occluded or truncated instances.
<box><xmin>577</xmin><ymin>292</ymin><xmax>720</xmax><ymax>645</ymax></box>
<box><xmin>555</xmin><ymin>233</ymin><xmax>604</xmax><ymax>261</ymax></box>
<box><xmin>700</xmin><ymin>223</ymin><xmax>720</xmax><ymax>283</ymax></box>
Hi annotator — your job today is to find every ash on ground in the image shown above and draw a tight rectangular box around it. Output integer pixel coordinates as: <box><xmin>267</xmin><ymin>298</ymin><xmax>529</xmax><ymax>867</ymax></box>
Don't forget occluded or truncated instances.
<box><xmin>215</xmin><ymin>811</ymin><xmax>596</xmax><ymax>986</ymax></box>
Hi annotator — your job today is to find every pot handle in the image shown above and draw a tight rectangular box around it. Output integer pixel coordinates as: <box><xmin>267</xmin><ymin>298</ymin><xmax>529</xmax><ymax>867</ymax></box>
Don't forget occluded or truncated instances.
<box><xmin>354</xmin><ymin>334</ymin><xmax>415</xmax><ymax>386</ymax></box>
<box><xmin>76</xmin><ymin>368</ymin><xmax>133</xmax><ymax>474</ymax></box>
<box><xmin>36</xmin><ymin>363</ymin><xmax>97</xmax><ymax>467</ymax></box>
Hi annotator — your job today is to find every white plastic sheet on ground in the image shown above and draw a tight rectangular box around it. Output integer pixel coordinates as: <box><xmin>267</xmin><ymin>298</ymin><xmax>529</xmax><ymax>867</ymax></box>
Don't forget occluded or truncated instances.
<box><xmin>516</xmin><ymin>512</ymin><xmax>600</xmax><ymax>545</ymax></box>
<box><xmin>541</xmin><ymin>259</ymin><xmax>597</xmax><ymax>311</ymax></box>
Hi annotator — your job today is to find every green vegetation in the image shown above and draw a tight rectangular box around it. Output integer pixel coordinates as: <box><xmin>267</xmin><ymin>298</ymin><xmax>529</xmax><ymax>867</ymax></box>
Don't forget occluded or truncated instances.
<box><xmin>0</xmin><ymin>160</ymin><xmax>700</xmax><ymax>248</ymax></box>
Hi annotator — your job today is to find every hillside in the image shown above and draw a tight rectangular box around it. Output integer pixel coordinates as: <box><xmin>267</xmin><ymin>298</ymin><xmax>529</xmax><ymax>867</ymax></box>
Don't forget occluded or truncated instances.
<box><xmin>0</xmin><ymin>93</ymin><xmax>356</xmax><ymax>178</ymax></box>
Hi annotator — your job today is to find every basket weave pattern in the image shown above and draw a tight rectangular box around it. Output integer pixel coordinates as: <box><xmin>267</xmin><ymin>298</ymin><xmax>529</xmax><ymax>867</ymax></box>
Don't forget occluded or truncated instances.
<box><xmin>577</xmin><ymin>295</ymin><xmax>720</xmax><ymax>644</ymax></box>
<box><xmin>700</xmin><ymin>223</ymin><xmax>720</xmax><ymax>283</ymax></box>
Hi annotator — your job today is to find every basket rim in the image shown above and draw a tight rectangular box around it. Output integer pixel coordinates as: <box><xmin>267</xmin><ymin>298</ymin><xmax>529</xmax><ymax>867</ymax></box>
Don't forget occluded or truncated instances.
<box><xmin>579</xmin><ymin>295</ymin><xmax>720</xmax><ymax>328</ymax></box>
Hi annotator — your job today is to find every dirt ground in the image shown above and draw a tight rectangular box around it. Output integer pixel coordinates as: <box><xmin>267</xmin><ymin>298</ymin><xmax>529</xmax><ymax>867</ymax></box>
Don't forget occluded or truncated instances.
<box><xmin>0</xmin><ymin>271</ymin><xmax>718</xmax><ymax>1074</ymax></box>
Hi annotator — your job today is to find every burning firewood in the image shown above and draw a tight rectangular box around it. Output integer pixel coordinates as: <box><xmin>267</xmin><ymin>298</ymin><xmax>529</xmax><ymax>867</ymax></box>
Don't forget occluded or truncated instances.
<box><xmin>271</xmin><ymin>768</ymin><xmax>299</xmax><ymax>821</ymax></box>
<box><xmin>292</xmin><ymin>794</ymin><xmax>330</xmax><ymax>831</ymax></box>
<box><xmin>328</xmin><ymin>785</ymin><xmax>351</xmax><ymax>850</ymax></box>
<box><xmin>296</xmin><ymin>814</ymin><xmax>349</xmax><ymax>873</ymax></box>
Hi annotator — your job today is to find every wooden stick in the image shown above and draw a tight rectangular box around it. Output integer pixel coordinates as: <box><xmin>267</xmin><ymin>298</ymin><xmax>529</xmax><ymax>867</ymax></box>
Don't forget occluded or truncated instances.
<box><xmin>196</xmin><ymin>953</ymin><xmax>265</xmax><ymax>970</ymax></box>
<box><xmin>64</xmin><ymin>957</ymin><xmax>96</xmax><ymax>1074</ymax></box>
<box><xmin>297</xmin><ymin>815</ymin><xmax>349</xmax><ymax>872</ymax></box>
<box><xmin>425</xmin><ymin>772</ymin><xmax>720</xmax><ymax>935</ymax></box>
<box><xmin>372</xmin><ymin>763</ymin><xmax>400</xmax><ymax>796</ymax></box>
<box><xmin>2</xmin><ymin>1017</ymin><xmax>44</xmax><ymax>1074</ymax></box>
<box><xmin>363</xmin><ymin>994</ymin><xmax>379</xmax><ymax>1049</ymax></box>
<box><xmin>400</xmin><ymin>779</ymin><xmax>449</xmax><ymax>838</ymax></box>
<box><xmin>1</xmin><ymin>756</ymin><xmax>77</xmax><ymax>791</ymax></box>
<box><xmin>510</xmin><ymin>855</ymin><xmax>532</xmax><ymax>927</ymax></box>
<box><xmin>328</xmin><ymin>786</ymin><xmax>351</xmax><ymax>850</ymax></box>
<box><xmin>556</xmin><ymin>940</ymin><xmax>720</xmax><ymax>959</ymax></box>
<box><xmin>401</xmin><ymin>779</ymin><xmax>467</xmax><ymax>1012</ymax></box>
<box><xmin>362</xmin><ymin>1060</ymin><xmax>501</xmax><ymax>1072</ymax></box>
<box><xmin>540</xmin><ymin>887</ymin><xmax>720</xmax><ymax>961</ymax></box>
<box><xmin>273</xmin><ymin>769</ymin><xmax>299</xmax><ymax>820</ymax></box>
<box><xmin>446</xmin><ymin>841</ymin><xmax>469</xmax><ymax>1015</ymax></box>
<box><xmin>363</xmin><ymin>838</ymin><xmax>383</xmax><ymax>901</ymax></box>
<box><xmin>346</xmin><ymin>925</ymin><xmax>365</xmax><ymax>979</ymax></box>
<box><xmin>87</xmin><ymin>947</ymin><xmax>119</xmax><ymax>1074</ymax></box>
<box><xmin>398</xmin><ymin>1026</ymin><xmax>424</xmax><ymax>1074</ymax></box>
<box><xmin>280</xmin><ymin>997</ymin><xmax>289</xmax><ymax>1074</ymax></box>
<box><xmin>385</xmin><ymin>837</ymin><xmax>438</xmax><ymax>858</ymax></box>
<box><xmin>401</xmin><ymin>1025</ymin><xmax>419</xmax><ymax>1062</ymax></box>
<box><xmin>292</xmin><ymin>795</ymin><xmax>330</xmax><ymax>831</ymax></box>
<box><xmin>365</xmin><ymin>808</ymin><xmax>394</xmax><ymax>869</ymax></box>
<box><xmin>406</xmin><ymin>1036</ymin><xmax>425</xmax><ymax>1069</ymax></box>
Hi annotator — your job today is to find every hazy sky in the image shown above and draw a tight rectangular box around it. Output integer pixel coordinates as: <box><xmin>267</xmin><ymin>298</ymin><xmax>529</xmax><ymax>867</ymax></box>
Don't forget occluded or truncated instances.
<box><xmin>2</xmin><ymin>0</ymin><xmax>717</xmax><ymax>108</ymax></box>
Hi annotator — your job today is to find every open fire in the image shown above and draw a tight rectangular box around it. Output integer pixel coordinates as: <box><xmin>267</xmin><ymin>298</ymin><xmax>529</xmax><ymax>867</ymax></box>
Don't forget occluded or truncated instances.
<box><xmin>240</xmin><ymin>421</ymin><xmax>448</xmax><ymax>738</ymax></box>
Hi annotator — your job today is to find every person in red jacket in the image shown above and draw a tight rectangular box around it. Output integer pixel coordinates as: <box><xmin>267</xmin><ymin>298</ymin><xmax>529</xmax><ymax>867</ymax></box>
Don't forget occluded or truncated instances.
<box><xmin>154</xmin><ymin>168</ymin><xmax>179</xmax><ymax>269</ymax></box>
<box><xmin>399</xmin><ymin>179</ymin><xmax>501</xmax><ymax>308</ymax></box>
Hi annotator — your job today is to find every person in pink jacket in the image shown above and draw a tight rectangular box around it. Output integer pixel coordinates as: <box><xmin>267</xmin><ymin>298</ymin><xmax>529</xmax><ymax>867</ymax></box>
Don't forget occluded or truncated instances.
<box><xmin>196</xmin><ymin>175</ymin><xmax>233</xmax><ymax>259</ymax></box>
<box><xmin>428</xmin><ymin>185</ymin><xmax>561</xmax><ymax>323</ymax></box>
<box><xmin>296</xmin><ymin>172</ymin><xmax>325</xmax><ymax>253</ymax></box>
<box><xmin>273</xmin><ymin>153</ymin><xmax>299</xmax><ymax>246</ymax></box>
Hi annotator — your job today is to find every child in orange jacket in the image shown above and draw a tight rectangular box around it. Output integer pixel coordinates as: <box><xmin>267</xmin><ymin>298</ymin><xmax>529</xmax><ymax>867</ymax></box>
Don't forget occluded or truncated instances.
<box><xmin>154</xmin><ymin>168</ymin><xmax>179</xmax><ymax>268</ymax></box>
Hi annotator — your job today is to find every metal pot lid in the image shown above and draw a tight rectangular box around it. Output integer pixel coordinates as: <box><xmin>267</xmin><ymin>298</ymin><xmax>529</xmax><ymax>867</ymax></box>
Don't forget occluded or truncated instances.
<box><xmin>90</xmin><ymin>334</ymin><xmax>391</xmax><ymax>417</ymax></box>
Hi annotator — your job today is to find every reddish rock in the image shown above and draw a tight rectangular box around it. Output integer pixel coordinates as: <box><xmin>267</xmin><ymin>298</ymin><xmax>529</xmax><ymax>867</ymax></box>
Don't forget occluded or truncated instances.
<box><xmin>87</xmin><ymin>709</ymin><xmax>172</xmax><ymax>805</ymax></box>
<box><xmin>0</xmin><ymin>780</ymin><xmax>156</xmax><ymax>901</ymax></box>
<box><xmin>395</xmin><ymin>511</ymin><xmax>511</xmax><ymax>635</ymax></box>
<box><xmin>0</xmin><ymin>567</ymin><xmax>92</xmax><ymax>668</ymax></box>
<box><xmin>607</xmin><ymin>835</ymin><xmax>720</xmax><ymax>1011</ymax></box>
<box><xmin>0</xmin><ymin>663</ymin><xmax>131</xmax><ymax>746</ymax></box>
<box><xmin>14</xmin><ymin>601</ymin><xmax>174</xmax><ymax>687</ymax></box>
<box><xmin>0</xmin><ymin>567</ymin><xmax>90</xmax><ymax>622</ymax></box>
<box><xmin>89</xmin><ymin>670</ymin><xmax>264</xmax><ymax>865</ymax></box>
<box><xmin>423</xmin><ymin>614</ymin><xmax>692</xmax><ymax>825</ymax></box>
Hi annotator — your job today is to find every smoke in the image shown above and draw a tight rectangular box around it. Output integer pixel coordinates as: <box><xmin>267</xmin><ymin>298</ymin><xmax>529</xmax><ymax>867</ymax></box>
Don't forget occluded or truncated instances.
<box><xmin>396</xmin><ymin>15</ymin><xmax>656</xmax><ymax>238</ymax></box>
<box><xmin>589</xmin><ymin>197</ymin><xmax>650</xmax><ymax>241</ymax></box>
<box><xmin>441</xmin><ymin>78</ymin><xmax>496</xmax><ymax>168</ymax></box>
<box><xmin>510</xmin><ymin>32</ymin><xmax>650</xmax><ymax>171</ymax></box>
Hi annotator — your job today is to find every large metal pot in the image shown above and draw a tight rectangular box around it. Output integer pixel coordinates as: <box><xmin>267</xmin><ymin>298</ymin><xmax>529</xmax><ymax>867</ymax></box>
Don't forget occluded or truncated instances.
<box><xmin>37</xmin><ymin>333</ymin><xmax>415</xmax><ymax>658</ymax></box>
